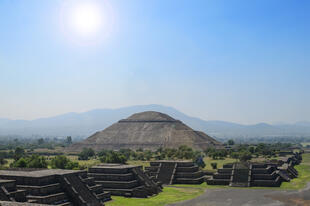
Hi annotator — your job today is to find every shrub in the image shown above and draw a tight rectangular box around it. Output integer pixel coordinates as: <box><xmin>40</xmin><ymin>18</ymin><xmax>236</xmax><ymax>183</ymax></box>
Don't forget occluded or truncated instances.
<box><xmin>194</xmin><ymin>155</ymin><xmax>206</xmax><ymax>168</ymax></box>
<box><xmin>14</xmin><ymin>147</ymin><xmax>25</xmax><ymax>160</ymax></box>
<box><xmin>26</xmin><ymin>155</ymin><xmax>48</xmax><ymax>168</ymax></box>
<box><xmin>12</xmin><ymin>158</ymin><xmax>27</xmax><ymax>168</ymax></box>
<box><xmin>211</xmin><ymin>162</ymin><xmax>217</xmax><ymax>169</ymax></box>
<box><xmin>78</xmin><ymin>148</ymin><xmax>95</xmax><ymax>160</ymax></box>
<box><xmin>10</xmin><ymin>155</ymin><xmax>47</xmax><ymax>168</ymax></box>
<box><xmin>99</xmin><ymin>151</ymin><xmax>127</xmax><ymax>164</ymax></box>
<box><xmin>50</xmin><ymin>155</ymin><xmax>79</xmax><ymax>170</ymax></box>
<box><xmin>239</xmin><ymin>151</ymin><xmax>252</xmax><ymax>162</ymax></box>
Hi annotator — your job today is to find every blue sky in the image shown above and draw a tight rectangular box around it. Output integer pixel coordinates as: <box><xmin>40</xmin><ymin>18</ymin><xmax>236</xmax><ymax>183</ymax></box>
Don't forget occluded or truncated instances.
<box><xmin>0</xmin><ymin>0</ymin><xmax>309</xmax><ymax>124</ymax></box>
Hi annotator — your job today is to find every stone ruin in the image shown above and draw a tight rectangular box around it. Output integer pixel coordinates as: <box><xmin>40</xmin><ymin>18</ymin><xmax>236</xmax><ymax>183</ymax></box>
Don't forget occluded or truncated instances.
<box><xmin>0</xmin><ymin>169</ymin><xmax>111</xmax><ymax>205</ymax></box>
<box><xmin>88</xmin><ymin>164</ymin><xmax>162</xmax><ymax>198</ymax></box>
<box><xmin>0</xmin><ymin>201</ymin><xmax>49</xmax><ymax>206</ymax></box>
<box><xmin>0</xmin><ymin>179</ymin><xmax>26</xmax><ymax>202</ymax></box>
<box><xmin>68</xmin><ymin>111</ymin><xmax>221</xmax><ymax>152</ymax></box>
<box><xmin>145</xmin><ymin>161</ymin><xmax>205</xmax><ymax>185</ymax></box>
<box><xmin>207</xmin><ymin>152</ymin><xmax>302</xmax><ymax>187</ymax></box>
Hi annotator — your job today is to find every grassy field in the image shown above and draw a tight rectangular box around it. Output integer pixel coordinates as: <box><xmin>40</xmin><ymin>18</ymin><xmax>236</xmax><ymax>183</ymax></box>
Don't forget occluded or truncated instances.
<box><xmin>105</xmin><ymin>186</ymin><xmax>204</xmax><ymax>206</ymax></box>
<box><xmin>203</xmin><ymin>157</ymin><xmax>235</xmax><ymax>171</ymax></box>
<box><xmin>127</xmin><ymin>160</ymin><xmax>150</xmax><ymax>168</ymax></box>
<box><xmin>301</xmin><ymin>142</ymin><xmax>310</xmax><ymax>147</ymax></box>
<box><xmin>66</xmin><ymin>155</ymin><xmax>101</xmax><ymax>168</ymax></box>
<box><xmin>279</xmin><ymin>152</ymin><xmax>310</xmax><ymax>190</ymax></box>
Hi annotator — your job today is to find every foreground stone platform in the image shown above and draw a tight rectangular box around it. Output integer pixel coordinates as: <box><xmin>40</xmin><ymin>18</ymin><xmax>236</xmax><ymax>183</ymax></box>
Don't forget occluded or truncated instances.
<box><xmin>0</xmin><ymin>201</ymin><xmax>49</xmax><ymax>206</ymax></box>
<box><xmin>0</xmin><ymin>169</ymin><xmax>111</xmax><ymax>206</ymax></box>
<box><xmin>207</xmin><ymin>152</ymin><xmax>302</xmax><ymax>187</ymax></box>
<box><xmin>145</xmin><ymin>161</ymin><xmax>205</xmax><ymax>185</ymax></box>
<box><xmin>88</xmin><ymin>164</ymin><xmax>162</xmax><ymax>198</ymax></box>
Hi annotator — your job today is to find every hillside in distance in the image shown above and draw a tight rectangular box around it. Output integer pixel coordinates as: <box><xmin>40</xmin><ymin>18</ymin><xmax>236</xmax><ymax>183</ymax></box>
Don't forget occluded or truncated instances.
<box><xmin>0</xmin><ymin>104</ymin><xmax>310</xmax><ymax>139</ymax></box>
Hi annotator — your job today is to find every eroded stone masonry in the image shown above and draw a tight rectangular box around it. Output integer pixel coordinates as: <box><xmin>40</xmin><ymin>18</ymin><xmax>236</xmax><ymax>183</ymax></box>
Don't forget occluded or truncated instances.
<box><xmin>145</xmin><ymin>160</ymin><xmax>205</xmax><ymax>185</ymax></box>
<box><xmin>88</xmin><ymin>164</ymin><xmax>162</xmax><ymax>198</ymax></box>
<box><xmin>207</xmin><ymin>152</ymin><xmax>302</xmax><ymax>187</ymax></box>
<box><xmin>0</xmin><ymin>169</ymin><xmax>111</xmax><ymax>206</ymax></box>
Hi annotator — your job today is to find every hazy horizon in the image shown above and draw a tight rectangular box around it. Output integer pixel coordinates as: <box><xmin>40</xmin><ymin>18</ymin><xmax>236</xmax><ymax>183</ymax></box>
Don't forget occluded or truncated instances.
<box><xmin>0</xmin><ymin>0</ymin><xmax>309</xmax><ymax>124</ymax></box>
<box><xmin>0</xmin><ymin>104</ymin><xmax>309</xmax><ymax>126</ymax></box>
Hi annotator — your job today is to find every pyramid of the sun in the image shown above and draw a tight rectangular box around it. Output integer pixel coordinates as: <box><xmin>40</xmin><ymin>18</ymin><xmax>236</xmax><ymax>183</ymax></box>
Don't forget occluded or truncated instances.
<box><xmin>68</xmin><ymin>111</ymin><xmax>221</xmax><ymax>151</ymax></box>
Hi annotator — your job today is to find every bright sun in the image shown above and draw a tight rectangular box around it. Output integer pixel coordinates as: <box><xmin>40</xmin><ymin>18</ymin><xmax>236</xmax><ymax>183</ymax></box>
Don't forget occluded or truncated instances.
<box><xmin>70</xmin><ymin>3</ymin><xmax>102</xmax><ymax>36</ymax></box>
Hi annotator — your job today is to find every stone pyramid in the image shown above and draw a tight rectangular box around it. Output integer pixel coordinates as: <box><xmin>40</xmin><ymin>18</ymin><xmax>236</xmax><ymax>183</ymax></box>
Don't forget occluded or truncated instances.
<box><xmin>68</xmin><ymin>111</ymin><xmax>221</xmax><ymax>151</ymax></box>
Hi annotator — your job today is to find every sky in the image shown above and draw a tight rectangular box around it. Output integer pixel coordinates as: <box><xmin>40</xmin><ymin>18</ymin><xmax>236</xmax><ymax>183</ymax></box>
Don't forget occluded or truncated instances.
<box><xmin>0</xmin><ymin>0</ymin><xmax>309</xmax><ymax>124</ymax></box>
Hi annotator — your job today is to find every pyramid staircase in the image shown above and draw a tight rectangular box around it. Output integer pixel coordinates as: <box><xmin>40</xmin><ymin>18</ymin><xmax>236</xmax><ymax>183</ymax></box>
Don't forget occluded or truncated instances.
<box><xmin>145</xmin><ymin>161</ymin><xmax>205</xmax><ymax>185</ymax></box>
<box><xmin>0</xmin><ymin>169</ymin><xmax>111</xmax><ymax>206</ymax></box>
<box><xmin>88</xmin><ymin>164</ymin><xmax>161</xmax><ymax>198</ymax></box>
<box><xmin>207</xmin><ymin>162</ymin><xmax>287</xmax><ymax>187</ymax></box>
<box><xmin>0</xmin><ymin>179</ymin><xmax>26</xmax><ymax>202</ymax></box>
<box><xmin>229</xmin><ymin>163</ymin><xmax>250</xmax><ymax>187</ymax></box>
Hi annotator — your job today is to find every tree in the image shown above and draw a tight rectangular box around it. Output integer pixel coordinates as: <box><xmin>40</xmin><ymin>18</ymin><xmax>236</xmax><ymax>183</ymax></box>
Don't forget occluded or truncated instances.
<box><xmin>211</xmin><ymin>162</ymin><xmax>217</xmax><ymax>169</ymax></box>
<box><xmin>249</xmin><ymin>146</ymin><xmax>255</xmax><ymax>154</ymax></box>
<box><xmin>177</xmin><ymin>145</ymin><xmax>195</xmax><ymax>159</ymax></box>
<box><xmin>14</xmin><ymin>147</ymin><xmax>25</xmax><ymax>160</ymax></box>
<box><xmin>239</xmin><ymin>151</ymin><xmax>252</xmax><ymax>162</ymax></box>
<box><xmin>11</xmin><ymin>155</ymin><xmax>48</xmax><ymax>168</ymax></box>
<box><xmin>12</xmin><ymin>158</ymin><xmax>27</xmax><ymax>168</ymax></box>
<box><xmin>51</xmin><ymin>155</ymin><xmax>79</xmax><ymax>169</ymax></box>
<box><xmin>38</xmin><ymin>138</ymin><xmax>44</xmax><ymax>145</ymax></box>
<box><xmin>100</xmin><ymin>151</ymin><xmax>127</xmax><ymax>164</ymax></box>
<box><xmin>227</xmin><ymin>139</ymin><xmax>235</xmax><ymax>146</ymax></box>
<box><xmin>78</xmin><ymin>148</ymin><xmax>95</xmax><ymax>160</ymax></box>
<box><xmin>66</xmin><ymin>136</ymin><xmax>72</xmax><ymax>145</ymax></box>
<box><xmin>27</xmin><ymin>155</ymin><xmax>48</xmax><ymax>168</ymax></box>
<box><xmin>0</xmin><ymin>157</ymin><xmax>7</xmax><ymax>166</ymax></box>
<box><xmin>230</xmin><ymin>152</ymin><xmax>239</xmax><ymax>160</ymax></box>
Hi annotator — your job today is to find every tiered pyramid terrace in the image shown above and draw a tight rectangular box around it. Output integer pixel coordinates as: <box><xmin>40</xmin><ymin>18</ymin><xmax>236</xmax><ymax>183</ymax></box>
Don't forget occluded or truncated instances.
<box><xmin>68</xmin><ymin>111</ymin><xmax>221</xmax><ymax>152</ymax></box>
<box><xmin>88</xmin><ymin>164</ymin><xmax>162</xmax><ymax>198</ymax></box>
<box><xmin>145</xmin><ymin>161</ymin><xmax>205</xmax><ymax>185</ymax></box>
<box><xmin>207</xmin><ymin>152</ymin><xmax>302</xmax><ymax>187</ymax></box>
<box><xmin>0</xmin><ymin>169</ymin><xmax>111</xmax><ymax>206</ymax></box>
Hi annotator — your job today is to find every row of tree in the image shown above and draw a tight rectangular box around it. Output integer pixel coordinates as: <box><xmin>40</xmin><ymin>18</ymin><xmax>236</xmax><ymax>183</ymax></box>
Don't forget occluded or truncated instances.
<box><xmin>0</xmin><ymin>147</ymin><xmax>81</xmax><ymax>170</ymax></box>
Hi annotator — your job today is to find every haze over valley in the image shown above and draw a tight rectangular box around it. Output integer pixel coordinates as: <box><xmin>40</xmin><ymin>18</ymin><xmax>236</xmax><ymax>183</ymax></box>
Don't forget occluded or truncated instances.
<box><xmin>0</xmin><ymin>104</ymin><xmax>309</xmax><ymax>139</ymax></box>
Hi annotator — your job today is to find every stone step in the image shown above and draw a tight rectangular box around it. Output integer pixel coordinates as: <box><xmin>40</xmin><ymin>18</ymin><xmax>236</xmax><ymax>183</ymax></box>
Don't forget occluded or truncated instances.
<box><xmin>95</xmin><ymin>180</ymin><xmax>139</xmax><ymax>189</ymax></box>
<box><xmin>176</xmin><ymin>166</ymin><xmax>199</xmax><ymax>173</ymax></box>
<box><xmin>206</xmin><ymin>178</ymin><xmax>230</xmax><ymax>185</ymax></box>
<box><xmin>103</xmin><ymin>186</ymin><xmax>146</xmax><ymax>197</ymax></box>
<box><xmin>8</xmin><ymin>189</ymin><xmax>27</xmax><ymax>202</ymax></box>
<box><xmin>27</xmin><ymin>192</ymin><xmax>68</xmax><ymax>204</ymax></box>
<box><xmin>56</xmin><ymin>202</ymin><xmax>73</xmax><ymax>206</ymax></box>
<box><xmin>96</xmin><ymin>191</ymin><xmax>112</xmax><ymax>202</ymax></box>
<box><xmin>18</xmin><ymin>183</ymin><xmax>62</xmax><ymax>196</ymax></box>
<box><xmin>175</xmin><ymin>171</ymin><xmax>204</xmax><ymax>178</ymax></box>
<box><xmin>89</xmin><ymin>184</ymin><xmax>104</xmax><ymax>194</ymax></box>
<box><xmin>81</xmin><ymin>177</ymin><xmax>95</xmax><ymax>185</ymax></box>
<box><xmin>174</xmin><ymin>177</ymin><xmax>205</xmax><ymax>184</ymax></box>
<box><xmin>88</xmin><ymin>173</ymin><xmax>135</xmax><ymax>181</ymax></box>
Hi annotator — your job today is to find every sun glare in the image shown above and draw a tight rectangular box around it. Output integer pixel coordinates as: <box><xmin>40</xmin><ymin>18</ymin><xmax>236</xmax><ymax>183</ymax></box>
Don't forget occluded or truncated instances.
<box><xmin>60</xmin><ymin>0</ymin><xmax>115</xmax><ymax>45</ymax></box>
<box><xmin>70</xmin><ymin>3</ymin><xmax>102</xmax><ymax>36</ymax></box>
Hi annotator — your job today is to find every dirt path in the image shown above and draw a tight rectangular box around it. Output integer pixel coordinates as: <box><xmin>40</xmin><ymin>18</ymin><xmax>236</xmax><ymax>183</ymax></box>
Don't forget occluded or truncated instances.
<box><xmin>168</xmin><ymin>182</ymin><xmax>310</xmax><ymax>206</ymax></box>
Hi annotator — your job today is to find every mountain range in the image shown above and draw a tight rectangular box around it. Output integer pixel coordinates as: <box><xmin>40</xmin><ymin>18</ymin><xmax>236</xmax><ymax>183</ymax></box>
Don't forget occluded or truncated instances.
<box><xmin>0</xmin><ymin>104</ymin><xmax>309</xmax><ymax>139</ymax></box>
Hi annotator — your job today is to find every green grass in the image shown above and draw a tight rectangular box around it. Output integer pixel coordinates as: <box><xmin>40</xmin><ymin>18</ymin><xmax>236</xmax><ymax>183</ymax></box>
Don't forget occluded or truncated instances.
<box><xmin>203</xmin><ymin>157</ymin><xmax>236</xmax><ymax>171</ymax></box>
<box><xmin>175</xmin><ymin>153</ymin><xmax>310</xmax><ymax>191</ymax></box>
<box><xmin>278</xmin><ymin>153</ymin><xmax>310</xmax><ymax>190</ymax></box>
<box><xmin>301</xmin><ymin>142</ymin><xmax>310</xmax><ymax>147</ymax></box>
<box><xmin>67</xmin><ymin>155</ymin><xmax>101</xmax><ymax>168</ymax></box>
<box><xmin>105</xmin><ymin>187</ymin><xmax>204</xmax><ymax>206</ymax></box>
<box><xmin>127</xmin><ymin>160</ymin><xmax>150</xmax><ymax>169</ymax></box>
<box><xmin>279</xmin><ymin>164</ymin><xmax>310</xmax><ymax>190</ymax></box>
